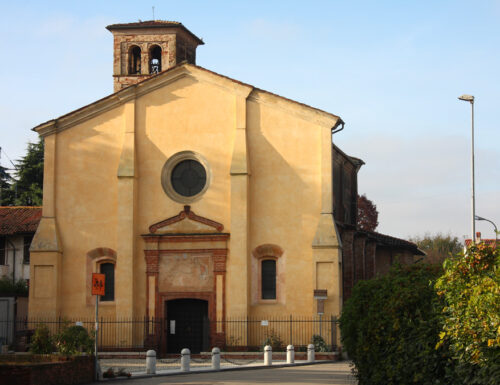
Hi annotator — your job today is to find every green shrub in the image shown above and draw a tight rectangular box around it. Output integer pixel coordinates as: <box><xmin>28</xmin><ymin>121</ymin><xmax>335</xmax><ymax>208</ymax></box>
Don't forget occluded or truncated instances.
<box><xmin>436</xmin><ymin>243</ymin><xmax>500</xmax><ymax>384</ymax></box>
<box><xmin>54</xmin><ymin>324</ymin><xmax>94</xmax><ymax>356</ymax></box>
<box><xmin>261</xmin><ymin>329</ymin><xmax>284</xmax><ymax>351</ymax></box>
<box><xmin>30</xmin><ymin>324</ymin><xmax>54</xmax><ymax>354</ymax></box>
<box><xmin>340</xmin><ymin>263</ymin><xmax>453</xmax><ymax>385</ymax></box>
<box><xmin>311</xmin><ymin>334</ymin><xmax>328</xmax><ymax>352</ymax></box>
<box><xmin>0</xmin><ymin>277</ymin><xmax>28</xmax><ymax>296</ymax></box>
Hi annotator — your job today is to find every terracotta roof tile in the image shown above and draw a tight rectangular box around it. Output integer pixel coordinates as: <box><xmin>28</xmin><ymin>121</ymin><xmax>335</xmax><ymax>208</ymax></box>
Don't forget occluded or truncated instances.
<box><xmin>107</xmin><ymin>20</ymin><xmax>182</xmax><ymax>28</ymax></box>
<box><xmin>0</xmin><ymin>207</ymin><xmax>42</xmax><ymax>235</ymax></box>
<box><xmin>106</xmin><ymin>20</ymin><xmax>204</xmax><ymax>44</ymax></box>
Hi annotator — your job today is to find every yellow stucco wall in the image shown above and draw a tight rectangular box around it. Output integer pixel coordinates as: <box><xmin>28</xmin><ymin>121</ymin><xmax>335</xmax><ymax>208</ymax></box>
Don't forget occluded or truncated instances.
<box><xmin>29</xmin><ymin>64</ymin><xmax>342</xmax><ymax>322</ymax></box>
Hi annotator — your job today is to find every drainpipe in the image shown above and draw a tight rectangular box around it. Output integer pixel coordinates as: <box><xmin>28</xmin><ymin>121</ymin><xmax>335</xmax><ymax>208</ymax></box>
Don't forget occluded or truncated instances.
<box><xmin>6</xmin><ymin>238</ymin><xmax>16</xmax><ymax>283</ymax></box>
<box><xmin>331</xmin><ymin>118</ymin><xmax>345</xmax><ymax>308</ymax></box>
<box><xmin>331</xmin><ymin>119</ymin><xmax>345</xmax><ymax>136</ymax></box>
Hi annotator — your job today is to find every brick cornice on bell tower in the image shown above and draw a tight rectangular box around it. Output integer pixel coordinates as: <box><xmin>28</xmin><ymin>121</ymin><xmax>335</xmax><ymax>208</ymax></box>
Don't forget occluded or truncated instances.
<box><xmin>107</xmin><ymin>20</ymin><xmax>204</xmax><ymax>92</ymax></box>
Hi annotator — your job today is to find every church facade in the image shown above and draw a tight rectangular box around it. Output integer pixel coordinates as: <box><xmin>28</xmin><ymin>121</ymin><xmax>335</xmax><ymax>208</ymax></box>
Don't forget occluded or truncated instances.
<box><xmin>28</xmin><ymin>21</ymin><xmax>422</xmax><ymax>350</ymax></box>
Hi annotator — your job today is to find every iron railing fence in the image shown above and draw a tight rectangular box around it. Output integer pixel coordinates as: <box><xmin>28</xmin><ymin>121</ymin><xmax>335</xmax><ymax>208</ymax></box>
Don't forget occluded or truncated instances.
<box><xmin>1</xmin><ymin>315</ymin><xmax>339</xmax><ymax>353</ymax></box>
<box><xmin>218</xmin><ymin>315</ymin><xmax>339</xmax><ymax>351</ymax></box>
<box><xmin>1</xmin><ymin>316</ymin><xmax>163</xmax><ymax>351</ymax></box>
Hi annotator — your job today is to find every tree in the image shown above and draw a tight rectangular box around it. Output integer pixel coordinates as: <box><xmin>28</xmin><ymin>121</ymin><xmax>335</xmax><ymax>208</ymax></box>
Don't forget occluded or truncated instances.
<box><xmin>435</xmin><ymin>243</ymin><xmax>500</xmax><ymax>383</ymax></box>
<box><xmin>340</xmin><ymin>263</ymin><xmax>452</xmax><ymax>385</ymax></box>
<box><xmin>0</xmin><ymin>165</ymin><xmax>15</xmax><ymax>205</ymax></box>
<box><xmin>357</xmin><ymin>194</ymin><xmax>379</xmax><ymax>232</ymax></box>
<box><xmin>12</xmin><ymin>139</ymin><xmax>44</xmax><ymax>206</ymax></box>
<box><xmin>410</xmin><ymin>233</ymin><xmax>463</xmax><ymax>264</ymax></box>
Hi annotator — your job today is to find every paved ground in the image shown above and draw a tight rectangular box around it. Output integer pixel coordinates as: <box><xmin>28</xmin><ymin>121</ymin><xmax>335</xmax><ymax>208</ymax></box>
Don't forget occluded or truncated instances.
<box><xmin>103</xmin><ymin>361</ymin><xmax>357</xmax><ymax>384</ymax></box>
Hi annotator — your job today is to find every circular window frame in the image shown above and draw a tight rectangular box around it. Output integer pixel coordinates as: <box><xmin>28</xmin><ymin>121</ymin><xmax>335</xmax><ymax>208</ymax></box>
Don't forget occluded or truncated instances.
<box><xmin>161</xmin><ymin>151</ymin><xmax>211</xmax><ymax>203</ymax></box>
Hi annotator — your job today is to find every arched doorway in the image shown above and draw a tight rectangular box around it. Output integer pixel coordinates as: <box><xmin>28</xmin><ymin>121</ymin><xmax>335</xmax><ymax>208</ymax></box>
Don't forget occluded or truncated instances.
<box><xmin>166</xmin><ymin>298</ymin><xmax>209</xmax><ymax>353</ymax></box>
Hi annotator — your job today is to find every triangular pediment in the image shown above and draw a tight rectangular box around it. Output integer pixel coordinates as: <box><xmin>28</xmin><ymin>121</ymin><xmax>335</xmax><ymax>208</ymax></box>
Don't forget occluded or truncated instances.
<box><xmin>149</xmin><ymin>206</ymin><xmax>224</xmax><ymax>234</ymax></box>
<box><xmin>33</xmin><ymin>63</ymin><xmax>339</xmax><ymax>137</ymax></box>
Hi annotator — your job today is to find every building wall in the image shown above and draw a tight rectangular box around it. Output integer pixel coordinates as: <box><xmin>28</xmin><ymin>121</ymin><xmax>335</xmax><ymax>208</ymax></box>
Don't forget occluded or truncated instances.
<box><xmin>29</xmin><ymin>66</ymin><xmax>342</xmax><ymax>322</ymax></box>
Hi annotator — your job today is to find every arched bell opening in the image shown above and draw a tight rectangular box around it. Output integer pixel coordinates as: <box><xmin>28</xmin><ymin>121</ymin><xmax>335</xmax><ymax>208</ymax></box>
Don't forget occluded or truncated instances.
<box><xmin>149</xmin><ymin>45</ymin><xmax>162</xmax><ymax>74</ymax></box>
<box><xmin>128</xmin><ymin>45</ymin><xmax>141</xmax><ymax>74</ymax></box>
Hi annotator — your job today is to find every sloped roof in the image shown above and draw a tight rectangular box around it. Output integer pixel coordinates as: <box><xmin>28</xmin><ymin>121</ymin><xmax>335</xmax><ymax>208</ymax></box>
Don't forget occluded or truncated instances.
<box><xmin>106</xmin><ymin>20</ymin><xmax>204</xmax><ymax>45</ymax></box>
<box><xmin>0</xmin><ymin>207</ymin><xmax>42</xmax><ymax>235</ymax></box>
<box><xmin>360</xmin><ymin>228</ymin><xmax>426</xmax><ymax>256</ymax></box>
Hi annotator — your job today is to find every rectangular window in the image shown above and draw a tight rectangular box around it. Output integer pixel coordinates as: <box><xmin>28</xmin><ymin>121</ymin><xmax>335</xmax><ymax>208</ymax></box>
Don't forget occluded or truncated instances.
<box><xmin>261</xmin><ymin>260</ymin><xmax>276</xmax><ymax>299</ymax></box>
<box><xmin>0</xmin><ymin>236</ymin><xmax>5</xmax><ymax>265</ymax></box>
<box><xmin>23</xmin><ymin>236</ymin><xmax>33</xmax><ymax>265</ymax></box>
<box><xmin>100</xmin><ymin>263</ymin><xmax>115</xmax><ymax>301</ymax></box>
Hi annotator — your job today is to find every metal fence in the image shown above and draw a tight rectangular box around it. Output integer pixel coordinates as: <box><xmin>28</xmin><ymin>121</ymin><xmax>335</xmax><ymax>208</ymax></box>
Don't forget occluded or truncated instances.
<box><xmin>218</xmin><ymin>316</ymin><xmax>339</xmax><ymax>351</ymax></box>
<box><xmin>1</xmin><ymin>315</ymin><xmax>339</xmax><ymax>353</ymax></box>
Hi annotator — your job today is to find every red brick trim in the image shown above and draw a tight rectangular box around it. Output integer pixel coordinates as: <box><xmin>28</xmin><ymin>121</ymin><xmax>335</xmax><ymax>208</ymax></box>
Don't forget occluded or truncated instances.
<box><xmin>252</xmin><ymin>244</ymin><xmax>284</xmax><ymax>259</ymax></box>
<box><xmin>86</xmin><ymin>247</ymin><xmax>117</xmax><ymax>260</ymax></box>
<box><xmin>149</xmin><ymin>205</ymin><xmax>224</xmax><ymax>233</ymax></box>
<box><xmin>143</xmin><ymin>234</ymin><xmax>230</xmax><ymax>243</ymax></box>
<box><xmin>143</xmin><ymin>236</ymin><xmax>228</xmax><ymax>352</ymax></box>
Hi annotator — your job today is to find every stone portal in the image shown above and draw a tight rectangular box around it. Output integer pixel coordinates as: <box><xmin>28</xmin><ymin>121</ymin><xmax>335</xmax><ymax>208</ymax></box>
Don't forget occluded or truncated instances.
<box><xmin>142</xmin><ymin>206</ymin><xmax>228</xmax><ymax>352</ymax></box>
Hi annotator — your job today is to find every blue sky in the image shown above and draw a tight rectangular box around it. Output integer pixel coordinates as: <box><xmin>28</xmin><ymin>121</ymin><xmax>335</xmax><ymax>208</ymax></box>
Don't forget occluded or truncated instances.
<box><xmin>1</xmin><ymin>0</ymin><xmax>499</xmax><ymax>240</ymax></box>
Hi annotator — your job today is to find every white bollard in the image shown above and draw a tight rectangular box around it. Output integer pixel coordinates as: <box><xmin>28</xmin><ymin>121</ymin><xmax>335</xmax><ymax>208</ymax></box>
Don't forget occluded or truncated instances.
<box><xmin>181</xmin><ymin>348</ymin><xmax>191</xmax><ymax>372</ymax></box>
<box><xmin>146</xmin><ymin>350</ymin><xmax>156</xmax><ymax>374</ymax></box>
<box><xmin>286</xmin><ymin>345</ymin><xmax>295</xmax><ymax>364</ymax></box>
<box><xmin>264</xmin><ymin>345</ymin><xmax>272</xmax><ymax>366</ymax></box>
<box><xmin>212</xmin><ymin>347</ymin><xmax>221</xmax><ymax>371</ymax></box>
<box><xmin>307</xmin><ymin>344</ymin><xmax>315</xmax><ymax>362</ymax></box>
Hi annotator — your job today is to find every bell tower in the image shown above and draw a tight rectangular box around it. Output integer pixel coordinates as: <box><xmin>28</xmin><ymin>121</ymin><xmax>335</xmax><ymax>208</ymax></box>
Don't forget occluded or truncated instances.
<box><xmin>106</xmin><ymin>21</ymin><xmax>204</xmax><ymax>92</ymax></box>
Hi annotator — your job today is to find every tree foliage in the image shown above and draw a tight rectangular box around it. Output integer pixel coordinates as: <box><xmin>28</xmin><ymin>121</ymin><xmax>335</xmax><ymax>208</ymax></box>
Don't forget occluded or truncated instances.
<box><xmin>12</xmin><ymin>139</ymin><xmax>44</xmax><ymax>206</ymax></box>
<box><xmin>435</xmin><ymin>243</ymin><xmax>500</xmax><ymax>383</ymax></box>
<box><xmin>410</xmin><ymin>233</ymin><xmax>463</xmax><ymax>264</ymax></box>
<box><xmin>340</xmin><ymin>263</ymin><xmax>450</xmax><ymax>385</ymax></box>
<box><xmin>340</xmin><ymin>243</ymin><xmax>500</xmax><ymax>385</ymax></box>
<box><xmin>0</xmin><ymin>165</ymin><xmax>15</xmax><ymax>205</ymax></box>
<box><xmin>357</xmin><ymin>194</ymin><xmax>379</xmax><ymax>232</ymax></box>
<box><xmin>0</xmin><ymin>276</ymin><xmax>29</xmax><ymax>296</ymax></box>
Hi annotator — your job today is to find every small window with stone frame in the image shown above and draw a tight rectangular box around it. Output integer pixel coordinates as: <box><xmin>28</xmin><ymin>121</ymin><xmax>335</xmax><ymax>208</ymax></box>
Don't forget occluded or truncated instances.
<box><xmin>99</xmin><ymin>262</ymin><xmax>115</xmax><ymax>301</ymax></box>
<box><xmin>261</xmin><ymin>259</ymin><xmax>277</xmax><ymax>300</ymax></box>
<box><xmin>23</xmin><ymin>235</ymin><xmax>33</xmax><ymax>265</ymax></box>
<box><xmin>0</xmin><ymin>236</ymin><xmax>5</xmax><ymax>265</ymax></box>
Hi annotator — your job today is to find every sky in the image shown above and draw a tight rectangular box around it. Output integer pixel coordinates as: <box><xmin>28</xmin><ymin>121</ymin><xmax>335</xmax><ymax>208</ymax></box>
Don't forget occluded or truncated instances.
<box><xmin>0</xmin><ymin>0</ymin><xmax>499</xmax><ymax>241</ymax></box>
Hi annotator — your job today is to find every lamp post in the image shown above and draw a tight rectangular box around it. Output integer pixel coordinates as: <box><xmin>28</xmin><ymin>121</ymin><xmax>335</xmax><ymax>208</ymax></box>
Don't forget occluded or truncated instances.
<box><xmin>458</xmin><ymin>94</ymin><xmax>475</xmax><ymax>242</ymax></box>
<box><xmin>475</xmin><ymin>215</ymin><xmax>498</xmax><ymax>246</ymax></box>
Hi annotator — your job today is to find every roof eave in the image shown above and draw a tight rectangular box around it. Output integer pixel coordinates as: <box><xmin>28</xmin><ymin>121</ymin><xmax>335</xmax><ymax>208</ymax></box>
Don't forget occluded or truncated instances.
<box><xmin>106</xmin><ymin>23</ymin><xmax>204</xmax><ymax>45</ymax></box>
<box><xmin>32</xmin><ymin>63</ymin><xmax>342</xmax><ymax>137</ymax></box>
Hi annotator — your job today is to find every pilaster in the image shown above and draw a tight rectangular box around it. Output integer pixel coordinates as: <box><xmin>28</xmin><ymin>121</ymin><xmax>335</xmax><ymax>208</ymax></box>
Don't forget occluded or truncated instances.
<box><xmin>29</xmin><ymin>134</ymin><xmax>63</xmax><ymax>317</ymax></box>
<box><xmin>227</xmin><ymin>87</ymin><xmax>252</xmax><ymax>317</ymax></box>
<box><xmin>116</xmin><ymin>98</ymin><xmax>137</xmax><ymax>319</ymax></box>
<box><xmin>341</xmin><ymin>230</ymin><xmax>355</xmax><ymax>301</ymax></box>
<box><xmin>312</xmin><ymin>124</ymin><xmax>342</xmax><ymax>316</ymax></box>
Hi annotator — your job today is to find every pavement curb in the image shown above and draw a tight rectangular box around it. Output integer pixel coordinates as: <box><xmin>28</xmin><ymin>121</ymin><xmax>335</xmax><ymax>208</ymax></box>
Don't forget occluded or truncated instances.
<box><xmin>99</xmin><ymin>360</ymin><xmax>339</xmax><ymax>382</ymax></box>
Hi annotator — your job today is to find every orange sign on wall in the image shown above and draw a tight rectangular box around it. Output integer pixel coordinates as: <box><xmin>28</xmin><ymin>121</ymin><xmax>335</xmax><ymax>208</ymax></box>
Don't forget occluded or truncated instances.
<box><xmin>92</xmin><ymin>273</ymin><xmax>105</xmax><ymax>296</ymax></box>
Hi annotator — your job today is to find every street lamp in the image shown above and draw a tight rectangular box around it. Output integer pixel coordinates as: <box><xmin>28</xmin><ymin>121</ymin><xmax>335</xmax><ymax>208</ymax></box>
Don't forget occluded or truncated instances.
<box><xmin>458</xmin><ymin>94</ymin><xmax>475</xmax><ymax>242</ymax></box>
<box><xmin>475</xmin><ymin>215</ymin><xmax>498</xmax><ymax>246</ymax></box>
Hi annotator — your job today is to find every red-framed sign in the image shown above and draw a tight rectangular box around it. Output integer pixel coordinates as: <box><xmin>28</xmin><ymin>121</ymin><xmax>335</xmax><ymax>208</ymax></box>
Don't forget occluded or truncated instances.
<box><xmin>92</xmin><ymin>273</ymin><xmax>105</xmax><ymax>296</ymax></box>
